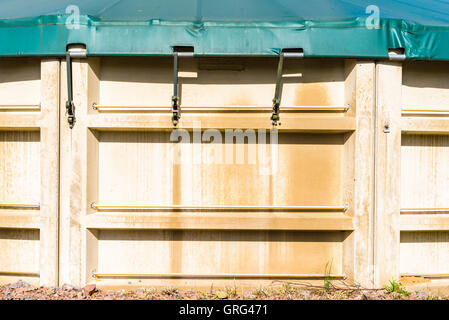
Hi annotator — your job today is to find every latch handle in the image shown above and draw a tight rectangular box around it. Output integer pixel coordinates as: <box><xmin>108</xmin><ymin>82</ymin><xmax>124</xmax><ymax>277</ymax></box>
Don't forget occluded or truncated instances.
<box><xmin>172</xmin><ymin>52</ymin><xmax>180</xmax><ymax>126</ymax></box>
<box><xmin>271</xmin><ymin>53</ymin><xmax>284</xmax><ymax>126</ymax></box>
<box><xmin>65</xmin><ymin>49</ymin><xmax>87</xmax><ymax>129</ymax></box>
<box><xmin>271</xmin><ymin>49</ymin><xmax>304</xmax><ymax>126</ymax></box>
<box><xmin>172</xmin><ymin>48</ymin><xmax>194</xmax><ymax>126</ymax></box>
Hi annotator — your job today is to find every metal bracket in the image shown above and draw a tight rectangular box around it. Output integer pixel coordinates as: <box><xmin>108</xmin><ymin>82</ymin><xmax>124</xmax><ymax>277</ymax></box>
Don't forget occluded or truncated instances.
<box><xmin>66</xmin><ymin>50</ymin><xmax>87</xmax><ymax>129</ymax></box>
<box><xmin>272</xmin><ymin>50</ymin><xmax>304</xmax><ymax>126</ymax></box>
<box><xmin>172</xmin><ymin>50</ymin><xmax>194</xmax><ymax>126</ymax></box>
<box><xmin>172</xmin><ymin>52</ymin><xmax>180</xmax><ymax>126</ymax></box>
<box><xmin>271</xmin><ymin>53</ymin><xmax>284</xmax><ymax>126</ymax></box>
<box><xmin>388</xmin><ymin>48</ymin><xmax>406</xmax><ymax>61</ymax></box>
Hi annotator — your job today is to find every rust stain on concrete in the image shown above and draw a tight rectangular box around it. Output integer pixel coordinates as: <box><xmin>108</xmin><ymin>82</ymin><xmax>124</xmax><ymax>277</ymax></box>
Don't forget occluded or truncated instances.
<box><xmin>294</xmin><ymin>84</ymin><xmax>330</xmax><ymax>106</ymax></box>
<box><xmin>229</xmin><ymin>95</ymin><xmax>254</xmax><ymax>107</ymax></box>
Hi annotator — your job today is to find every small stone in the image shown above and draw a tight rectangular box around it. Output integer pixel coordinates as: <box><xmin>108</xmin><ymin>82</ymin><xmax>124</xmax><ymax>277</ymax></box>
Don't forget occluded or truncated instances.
<box><xmin>353</xmin><ymin>293</ymin><xmax>363</xmax><ymax>300</ymax></box>
<box><xmin>410</xmin><ymin>291</ymin><xmax>427</xmax><ymax>300</ymax></box>
<box><xmin>82</xmin><ymin>284</ymin><xmax>97</xmax><ymax>296</ymax></box>
<box><xmin>362</xmin><ymin>292</ymin><xmax>370</xmax><ymax>300</ymax></box>
<box><xmin>61</xmin><ymin>283</ymin><xmax>78</xmax><ymax>291</ymax></box>
<box><xmin>9</xmin><ymin>281</ymin><xmax>31</xmax><ymax>290</ymax></box>
<box><xmin>243</xmin><ymin>292</ymin><xmax>256</xmax><ymax>299</ymax></box>
<box><xmin>135</xmin><ymin>288</ymin><xmax>146</xmax><ymax>298</ymax></box>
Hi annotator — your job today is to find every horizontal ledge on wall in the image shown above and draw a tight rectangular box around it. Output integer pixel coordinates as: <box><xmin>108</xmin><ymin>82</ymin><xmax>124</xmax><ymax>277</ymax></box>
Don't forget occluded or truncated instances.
<box><xmin>0</xmin><ymin>203</ymin><xmax>40</xmax><ymax>209</ymax></box>
<box><xmin>0</xmin><ymin>114</ymin><xmax>42</xmax><ymax>129</ymax></box>
<box><xmin>0</xmin><ymin>105</ymin><xmax>41</xmax><ymax>111</ymax></box>
<box><xmin>401</xmin><ymin>274</ymin><xmax>449</xmax><ymax>279</ymax></box>
<box><xmin>92</xmin><ymin>104</ymin><xmax>350</xmax><ymax>112</ymax></box>
<box><xmin>0</xmin><ymin>271</ymin><xmax>40</xmax><ymax>277</ymax></box>
<box><xmin>87</xmin><ymin>116</ymin><xmax>356</xmax><ymax>132</ymax></box>
<box><xmin>85</xmin><ymin>211</ymin><xmax>354</xmax><ymax>231</ymax></box>
<box><xmin>91</xmin><ymin>203</ymin><xmax>349</xmax><ymax>212</ymax></box>
<box><xmin>400</xmin><ymin>214</ymin><xmax>449</xmax><ymax>231</ymax></box>
<box><xmin>401</xmin><ymin>118</ymin><xmax>449</xmax><ymax>134</ymax></box>
<box><xmin>402</xmin><ymin>109</ymin><xmax>449</xmax><ymax>116</ymax></box>
<box><xmin>92</xmin><ymin>272</ymin><xmax>347</xmax><ymax>280</ymax></box>
<box><xmin>0</xmin><ymin>212</ymin><xmax>40</xmax><ymax>229</ymax></box>
<box><xmin>401</xmin><ymin>208</ymin><xmax>449</xmax><ymax>214</ymax></box>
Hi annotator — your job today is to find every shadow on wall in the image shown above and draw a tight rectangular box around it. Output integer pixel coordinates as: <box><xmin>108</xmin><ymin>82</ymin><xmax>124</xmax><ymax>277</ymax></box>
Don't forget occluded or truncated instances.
<box><xmin>403</xmin><ymin>61</ymin><xmax>449</xmax><ymax>89</ymax></box>
<box><xmin>96</xmin><ymin>130</ymin><xmax>349</xmax><ymax>145</ymax></box>
<box><xmin>97</xmin><ymin>229</ymin><xmax>350</xmax><ymax>243</ymax></box>
<box><xmin>402</xmin><ymin>134</ymin><xmax>449</xmax><ymax>147</ymax></box>
<box><xmin>97</xmin><ymin>56</ymin><xmax>346</xmax><ymax>107</ymax></box>
<box><xmin>98</xmin><ymin>56</ymin><xmax>346</xmax><ymax>85</ymax></box>
<box><xmin>0</xmin><ymin>58</ymin><xmax>41</xmax><ymax>84</ymax></box>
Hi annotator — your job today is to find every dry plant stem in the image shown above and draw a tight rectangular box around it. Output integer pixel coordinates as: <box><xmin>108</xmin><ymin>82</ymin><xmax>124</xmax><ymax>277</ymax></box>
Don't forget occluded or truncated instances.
<box><xmin>271</xmin><ymin>280</ymin><xmax>386</xmax><ymax>292</ymax></box>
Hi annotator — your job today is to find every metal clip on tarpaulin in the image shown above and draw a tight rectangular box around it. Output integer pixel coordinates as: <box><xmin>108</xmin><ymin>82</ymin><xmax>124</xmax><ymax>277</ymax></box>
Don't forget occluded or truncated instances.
<box><xmin>66</xmin><ymin>50</ymin><xmax>87</xmax><ymax>128</ymax></box>
<box><xmin>388</xmin><ymin>48</ymin><xmax>406</xmax><ymax>61</ymax></box>
<box><xmin>271</xmin><ymin>50</ymin><xmax>304</xmax><ymax>126</ymax></box>
<box><xmin>172</xmin><ymin>49</ymin><xmax>194</xmax><ymax>126</ymax></box>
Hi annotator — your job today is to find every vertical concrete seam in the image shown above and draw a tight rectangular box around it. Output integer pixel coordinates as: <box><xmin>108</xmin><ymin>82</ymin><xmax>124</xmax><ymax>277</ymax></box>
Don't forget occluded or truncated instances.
<box><xmin>57</xmin><ymin>58</ymin><xmax>61</xmax><ymax>286</ymax></box>
<box><xmin>372</xmin><ymin>61</ymin><xmax>378</xmax><ymax>288</ymax></box>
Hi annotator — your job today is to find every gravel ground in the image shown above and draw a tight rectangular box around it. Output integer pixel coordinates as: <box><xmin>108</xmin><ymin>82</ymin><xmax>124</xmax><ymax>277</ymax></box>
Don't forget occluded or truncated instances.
<box><xmin>0</xmin><ymin>280</ymin><xmax>444</xmax><ymax>300</ymax></box>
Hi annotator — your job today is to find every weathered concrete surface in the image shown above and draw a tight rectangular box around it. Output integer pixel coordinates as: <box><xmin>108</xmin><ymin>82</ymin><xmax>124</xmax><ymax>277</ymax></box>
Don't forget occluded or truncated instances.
<box><xmin>1</xmin><ymin>56</ymin><xmax>449</xmax><ymax>289</ymax></box>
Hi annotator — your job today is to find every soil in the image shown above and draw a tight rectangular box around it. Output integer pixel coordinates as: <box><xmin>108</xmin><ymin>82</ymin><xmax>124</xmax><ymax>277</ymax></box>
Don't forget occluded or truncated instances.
<box><xmin>0</xmin><ymin>280</ymin><xmax>445</xmax><ymax>300</ymax></box>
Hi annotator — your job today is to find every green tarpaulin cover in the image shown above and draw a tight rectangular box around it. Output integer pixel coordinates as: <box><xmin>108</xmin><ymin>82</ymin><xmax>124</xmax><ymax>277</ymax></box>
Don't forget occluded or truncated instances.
<box><xmin>1</xmin><ymin>0</ymin><xmax>449</xmax><ymax>59</ymax></box>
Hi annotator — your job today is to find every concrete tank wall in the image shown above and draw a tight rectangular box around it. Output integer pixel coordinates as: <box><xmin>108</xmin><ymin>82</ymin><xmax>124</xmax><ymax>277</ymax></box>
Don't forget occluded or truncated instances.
<box><xmin>0</xmin><ymin>56</ymin><xmax>448</xmax><ymax>289</ymax></box>
<box><xmin>0</xmin><ymin>59</ymin><xmax>59</xmax><ymax>286</ymax></box>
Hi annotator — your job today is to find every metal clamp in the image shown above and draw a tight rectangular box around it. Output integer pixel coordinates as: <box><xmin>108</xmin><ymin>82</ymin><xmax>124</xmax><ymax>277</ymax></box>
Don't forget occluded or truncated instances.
<box><xmin>388</xmin><ymin>48</ymin><xmax>406</xmax><ymax>61</ymax></box>
<box><xmin>272</xmin><ymin>50</ymin><xmax>304</xmax><ymax>126</ymax></box>
<box><xmin>66</xmin><ymin>50</ymin><xmax>87</xmax><ymax>128</ymax></box>
<box><xmin>172</xmin><ymin>51</ymin><xmax>194</xmax><ymax>126</ymax></box>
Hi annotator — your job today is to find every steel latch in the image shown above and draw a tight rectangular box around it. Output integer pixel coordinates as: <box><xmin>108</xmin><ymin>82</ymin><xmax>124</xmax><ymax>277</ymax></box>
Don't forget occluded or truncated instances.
<box><xmin>65</xmin><ymin>50</ymin><xmax>87</xmax><ymax>129</ymax></box>
<box><xmin>271</xmin><ymin>50</ymin><xmax>304</xmax><ymax>126</ymax></box>
<box><xmin>172</xmin><ymin>48</ymin><xmax>194</xmax><ymax>126</ymax></box>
